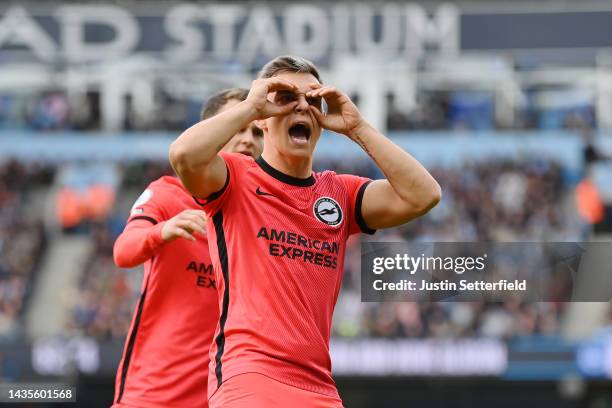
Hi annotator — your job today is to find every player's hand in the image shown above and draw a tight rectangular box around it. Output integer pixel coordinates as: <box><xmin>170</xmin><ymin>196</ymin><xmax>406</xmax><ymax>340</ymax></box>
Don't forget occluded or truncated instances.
<box><xmin>161</xmin><ymin>209</ymin><xmax>207</xmax><ymax>242</ymax></box>
<box><xmin>307</xmin><ymin>84</ymin><xmax>365</xmax><ymax>138</ymax></box>
<box><xmin>246</xmin><ymin>78</ymin><xmax>299</xmax><ymax>120</ymax></box>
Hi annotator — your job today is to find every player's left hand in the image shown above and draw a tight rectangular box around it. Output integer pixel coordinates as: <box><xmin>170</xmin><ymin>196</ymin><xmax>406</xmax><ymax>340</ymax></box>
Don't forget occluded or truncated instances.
<box><xmin>307</xmin><ymin>84</ymin><xmax>365</xmax><ymax>138</ymax></box>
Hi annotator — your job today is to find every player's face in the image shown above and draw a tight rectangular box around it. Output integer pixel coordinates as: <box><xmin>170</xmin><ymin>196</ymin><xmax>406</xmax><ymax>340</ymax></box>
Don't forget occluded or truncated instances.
<box><xmin>263</xmin><ymin>72</ymin><xmax>322</xmax><ymax>160</ymax></box>
<box><xmin>219</xmin><ymin>99</ymin><xmax>264</xmax><ymax>157</ymax></box>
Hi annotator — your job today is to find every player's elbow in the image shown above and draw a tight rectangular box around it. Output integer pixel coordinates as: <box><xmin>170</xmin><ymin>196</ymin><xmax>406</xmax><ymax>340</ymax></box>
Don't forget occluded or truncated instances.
<box><xmin>169</xmin><ymin>140</ymin><xmax>191</xmax><ymax>177</ymax></box>
<box><xmin>113</xmin><ymin>250</ymin><xmax>130</xmax><ymax>269</ymax></box>
<box><xmin>406</xmin><ymin>181</ymin><xmax>442</xmax><ymax>218</ymax></box>
<box><xmin>426</xmin><ymin>182</ymin><xmax>442</xmax><ymax>209</ymax></box>
<box><xmin>112</xmin><ymin>238</ymin><xmax>135</xmax><ymax>269</ymax></box>
<box><xmin>169</xmin><ymin>138</ymin><xmax>215</xmax><ymax>183</ymax></box>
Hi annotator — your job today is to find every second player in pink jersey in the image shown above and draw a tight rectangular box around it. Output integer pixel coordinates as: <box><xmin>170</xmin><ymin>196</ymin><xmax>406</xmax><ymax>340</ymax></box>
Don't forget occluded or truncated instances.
<box><xmin>111</xmin><ymin>88</ymin><xmax>263</xmax><ymax>408</ymax></box>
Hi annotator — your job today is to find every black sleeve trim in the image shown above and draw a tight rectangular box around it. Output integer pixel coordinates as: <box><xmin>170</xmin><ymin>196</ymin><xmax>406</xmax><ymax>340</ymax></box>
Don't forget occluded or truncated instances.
<box><xmin>193</xmin><ymin>162</ymin><xmax>230</xmax><ymax>207</ymax></box>
<box><xmin>355</xmin><ymin>180</ymin><xmax>376</xmax><ymax>235</ymax></box>
<box><xmin>129</xmin><ymin>216</ymin><xmax>158</xmax><ymax>225</ymax></box>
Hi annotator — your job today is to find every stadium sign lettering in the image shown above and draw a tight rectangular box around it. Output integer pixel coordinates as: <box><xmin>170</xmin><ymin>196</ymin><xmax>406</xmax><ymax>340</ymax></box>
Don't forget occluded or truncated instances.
<box><xmin>0</xmin><ymin>3</ymin><xmax>458</xmax><ymax>65</ymax></box>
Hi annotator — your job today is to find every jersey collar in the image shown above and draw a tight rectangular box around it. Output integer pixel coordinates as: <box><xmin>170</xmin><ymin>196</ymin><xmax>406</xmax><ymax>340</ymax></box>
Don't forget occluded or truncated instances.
<box><xmin>255</xmin><ymin>156</ymin><xmax>315</xmax><ymax>187</ymax></box>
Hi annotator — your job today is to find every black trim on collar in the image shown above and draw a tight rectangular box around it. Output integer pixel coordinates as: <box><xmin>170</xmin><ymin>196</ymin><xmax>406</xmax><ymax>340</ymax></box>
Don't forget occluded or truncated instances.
<box><xmin>255</xmin><ymin>156</ymin><xmax>315</xmax><ymax>187</ymax></box>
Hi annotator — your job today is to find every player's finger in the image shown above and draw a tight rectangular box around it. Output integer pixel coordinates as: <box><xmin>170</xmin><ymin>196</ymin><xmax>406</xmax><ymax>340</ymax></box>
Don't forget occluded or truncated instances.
<box><xmin>187</xmin><ymin>221</ymin><xmax>206</xmax><ymax>235</ymax></box>
<box><xmin>310</xmin><ymin>105</ymin><xmax>326</xmax><ymax>124</ymax></box>
<box><xmin>191</xmin><ymin>215</ymin><xmax>208</xmax><ymax>231</ymax></box>
<box><xmin>175</xmin><ymin>210</ymin><xmax>198</xmax><ymax>220</ymax></box>
<box><xmin>308</xmin><ymin>83</ymin><xmax>322</xmax><ymax>90</ymax></box>
<box><xmin>178</xmin><ymin>220</ymin><xmax>205</xmax><ymax>235</ymax></box>
<box><xmin>189</xmin><ymin>211</ymin><xmax>208</xmax><ymax>224</ymax></box>
<box><xmin>265</xmin><ymin>78</ymin><xmax>298</xmax><ymax>92</ymax></box>
<box><xmin>313</xmin><ymin>87</ymin><xmax>342</xmax><ymax>99</ymax></box>
<box><xmin>182</xmin><ymin>215</ymin><xmax>206</xmax><ymax>232</ymax></box>
<box><xmin>266</xmin><ymin>101</ymin><xmax>298</xmax><ymax>117</ymax></box>
<box><xmin>184</xmin><ymin>209</ymin><xmax>206</xmax><ymax>217</ymax></box>
<box><xmin>177</xmin><ymin>228</ymin><xmax>196</xmax><ymax>241</ymax></box>
<box><xmin>182</xmin><ymin>210</ymin><xmax>206</xmax><ymax>222</ymax></box>
<box><xmin>307</xmin><ymin>85</ymin><xmax>331</xmax><ymax>95</ymax></box>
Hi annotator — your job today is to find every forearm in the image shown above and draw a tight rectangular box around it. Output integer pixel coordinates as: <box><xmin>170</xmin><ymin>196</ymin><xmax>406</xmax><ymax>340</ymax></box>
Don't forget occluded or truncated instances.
<box><xmin>113</xmin><ymin>222</ymin><xmax>166</xmax><ymax>268</ymax></box>
<box><xmin>169</xmin><ymin>100</ymin><xmax>257</xmax><ymax>171</ymax></box>
<box><xmin>351</xmin><ymin>122</ymin><xmax>441</xmax><ymax>208</ymax></box>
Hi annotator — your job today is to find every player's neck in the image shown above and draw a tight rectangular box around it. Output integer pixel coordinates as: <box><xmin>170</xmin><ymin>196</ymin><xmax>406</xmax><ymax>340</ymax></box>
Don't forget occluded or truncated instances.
<box><xmin>261</xmin><ymin>151</ymin><xmax>312</xmax><ymax>180</ymax></box>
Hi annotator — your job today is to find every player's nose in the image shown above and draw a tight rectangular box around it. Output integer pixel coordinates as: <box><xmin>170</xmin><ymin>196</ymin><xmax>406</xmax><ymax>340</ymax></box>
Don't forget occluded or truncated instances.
<box><xmin>294</xmin><ymin>94</ymin><xmax>309</xmax><ymax>113</ymax></box>
<box><xmin>240</xmin><ymin>135</ymin><xmax>255</xmax><ymax>147</ymax></box>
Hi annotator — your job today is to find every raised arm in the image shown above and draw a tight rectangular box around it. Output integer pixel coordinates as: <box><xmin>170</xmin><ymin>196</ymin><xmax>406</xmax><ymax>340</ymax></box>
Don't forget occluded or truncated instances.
<box><xmin>169</xmin><ymin>78</ymin><xmax>298</xmax><ymax>198</ymax></box>
<box><xmin>309</xmin><ymin>85</ymin><xmax>441</xmax><ymax>229</ymax></box>
<box><xmin>113</xmin><ymin>210</ymin><xmax>206</xmax><ymax>268</ymax></box>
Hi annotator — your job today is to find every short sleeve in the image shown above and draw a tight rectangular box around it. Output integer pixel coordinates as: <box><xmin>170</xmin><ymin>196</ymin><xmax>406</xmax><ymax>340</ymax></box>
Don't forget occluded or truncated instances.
<box><xmin>192</xmin><ymin>152</ymin><xmax>242</xmax><ymax>215</ymax></box>
<box><xmin>337</xmin><ymin>174</ymin><xmax>376</xmax><ymax>236</ymax></box>
<box><xmin>127</xmin><ymin>181</ymin><xmax>170</xmax><ymax>225</ymax></box>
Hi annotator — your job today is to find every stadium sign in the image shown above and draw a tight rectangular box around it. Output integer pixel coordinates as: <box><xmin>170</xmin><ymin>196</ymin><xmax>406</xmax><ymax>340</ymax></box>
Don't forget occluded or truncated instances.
<box><xmin>0</xmin><ymin>3</ymin><xmax>458</xmax><ymax>65</ymax></box>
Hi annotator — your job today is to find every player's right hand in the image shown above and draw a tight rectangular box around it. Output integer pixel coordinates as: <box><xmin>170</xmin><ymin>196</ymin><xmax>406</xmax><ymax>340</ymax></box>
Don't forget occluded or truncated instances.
<box><xmin>246</xmin><ymin>78</ymin><xmax>298</xmax><ymax>120</ymax></box>
<box><xmin>161</xmin><ymin>209</ymin><xmax>207</xmax><ymax>242</ymax></box>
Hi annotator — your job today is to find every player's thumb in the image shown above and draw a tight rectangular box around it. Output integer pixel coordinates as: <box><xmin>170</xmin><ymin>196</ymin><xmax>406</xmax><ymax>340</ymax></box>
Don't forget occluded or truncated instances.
<box><xmin>269</xmin><ymin>101</ymin><xmax>298</xmax><ymax>117</ymax></box>
<box><xmin>310</xmin><ymin>105</ymin><xmax>326</xmax><ymax>126</ymax></box>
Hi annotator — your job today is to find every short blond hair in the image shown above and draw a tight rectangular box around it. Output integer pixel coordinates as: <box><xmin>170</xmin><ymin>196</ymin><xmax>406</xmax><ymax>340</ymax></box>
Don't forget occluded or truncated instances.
<box><xmin>257</xmin><ymin>55</ymin><xmax>322</xmax><ymax>83</ymax></box>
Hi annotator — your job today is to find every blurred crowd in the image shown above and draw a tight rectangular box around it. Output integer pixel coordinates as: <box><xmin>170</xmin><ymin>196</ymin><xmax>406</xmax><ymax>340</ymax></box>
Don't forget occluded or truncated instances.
<box><xmin>395</xmin><ymin>159</ymin><xmax>571</xmax><ymax>241</ymax></box>
<box><xmin>0</xmin><ymin>160</ymin><xmax>52</xmax><ymax>340</ymax></box>
<box><xmin>386</xmin><ymin>91</ymin><xmax>595</xmax><ymax>132</ymax></box>
<box><xmin>0</xmin><ymin>155</ymin><xmax>582</xmax><ymax>342</ymax></box>
<box><xmin>0</xmin><ymin>88</ymin><xmax>596</xmax><ymax>132</ymax></box>
<box><xmin>60</xmin><ymin>157</ymin><xmax>582</xmax><ymax>342</ymax></box>
<box><xmin>334</xmin><ymin>301</ymin><xmax>564</xmax><ymax>340</ymax></box>
<box><xmin>67</xmin><ymin>219</ymin><xmax>138</xmax><ymax>341</ymax></box>
<box><xmin>0</xmin><ymin>90</ymin><xmax>205</xmax><ymax>132</ymax></box>
<box><xmin>330</xmin><ymin>157</ymin><xmax>579</xmax><ymax>340</ymax></box>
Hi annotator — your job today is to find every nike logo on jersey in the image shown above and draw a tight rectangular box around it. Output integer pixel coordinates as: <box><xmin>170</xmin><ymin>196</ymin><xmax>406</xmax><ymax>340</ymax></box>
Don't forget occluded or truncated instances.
<box><xmin>256</xmin><ymin>187</ymin><xmax>275</xmax><ymax>197</ymax></box>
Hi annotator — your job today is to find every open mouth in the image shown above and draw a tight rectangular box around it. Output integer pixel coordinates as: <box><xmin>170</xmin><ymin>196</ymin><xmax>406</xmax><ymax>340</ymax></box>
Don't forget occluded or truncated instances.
<box><xmin>288</xmin><ymin>123</ymin><xmax>311</xmax><ymax>146</ymax></box>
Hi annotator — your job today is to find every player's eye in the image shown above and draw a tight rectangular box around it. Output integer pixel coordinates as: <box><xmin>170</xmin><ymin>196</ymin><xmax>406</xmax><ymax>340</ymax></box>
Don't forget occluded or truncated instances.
<box><xmin>252</xmin><ymin>126</ymin><xmax>263</xmax><ymax>138</ymax></box>
<box><xmin>307</xmin><ymin>96</ymin><xmax>322</xmax><ymax>109</ymax></box>
<box><xmin>276</xmin><ymin>91</ymin><xmax>297</xmax><ymax>104</ymax></box>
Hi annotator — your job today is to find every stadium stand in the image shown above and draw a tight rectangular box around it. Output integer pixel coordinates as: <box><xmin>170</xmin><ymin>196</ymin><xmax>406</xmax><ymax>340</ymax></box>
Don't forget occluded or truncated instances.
<box><xmin>50</xmin><ymin>156</ymin><xmax>580</xmax><ymax>342</ymax></box>
<box><xmin>0</xmin><ymin>160</ymin><xmax>51</xmax><ymax>340</ymax></box>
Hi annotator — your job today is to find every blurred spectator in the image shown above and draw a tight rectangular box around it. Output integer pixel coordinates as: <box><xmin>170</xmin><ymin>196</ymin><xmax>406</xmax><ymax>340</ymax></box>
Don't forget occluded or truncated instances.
<box><xmin>68</xmin><ymin>219</ymin><xmax>139</xmax><ymax>341</ymax></box>
<box><xmin>55</xmin><ymin>163</ymin><xmax>119</xmax><ymax>233</ymax></box>
<box><xmin>27</xmin><ymin>91</ymin><xmax>70</xmax><ymax>130</ymax></box>
<box><xmin>448</xmin><ymin>91</ymin><xmax>495</xmax><ymax>131</ymax></box>
<box><xmin>0</xmin><ymin>160</ymin><xmax>51</xmax><ymax>340</ymax></box>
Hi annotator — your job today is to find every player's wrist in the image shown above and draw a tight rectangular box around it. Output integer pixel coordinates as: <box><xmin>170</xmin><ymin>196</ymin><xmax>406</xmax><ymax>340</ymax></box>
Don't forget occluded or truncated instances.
<box><xmin>238</xmin><ymin>99</ymin><xmax>262</xmax><ymax>123</ymax></box>
<box><xmin>347</xmin><ymin>120</ymin><xmax>374</xmax><ymax>140</ymax></box>
<box><xmin>157</xmin><ymin>221</ymin><xmax>172</xmax><ymax>243</ymax></box>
